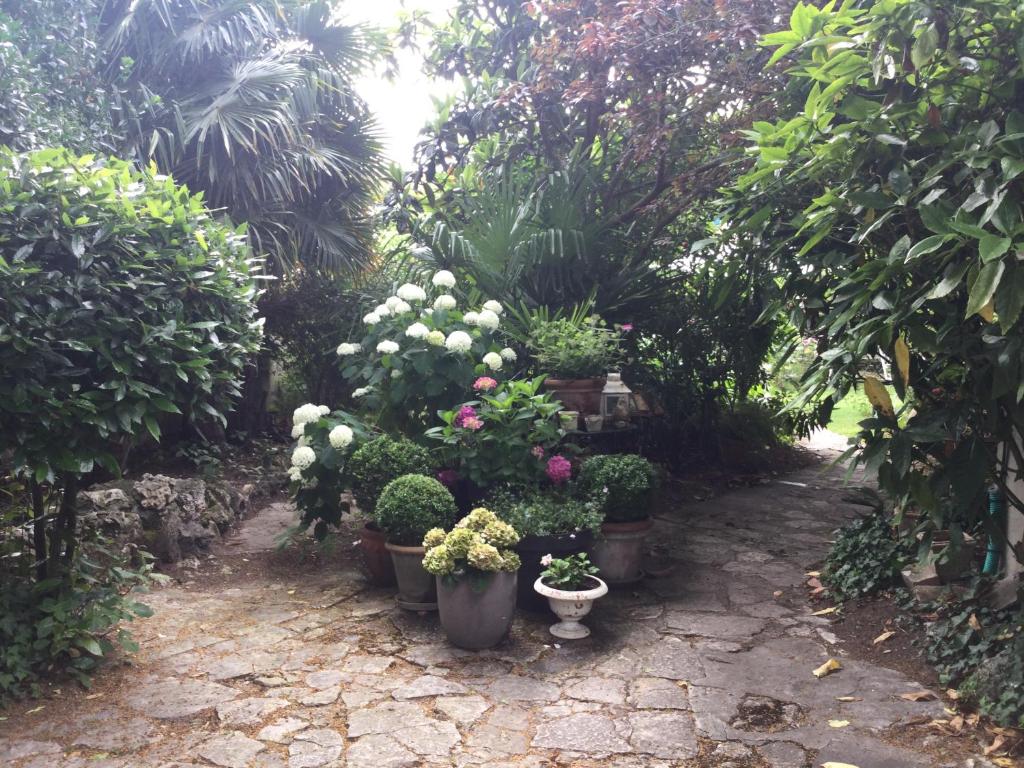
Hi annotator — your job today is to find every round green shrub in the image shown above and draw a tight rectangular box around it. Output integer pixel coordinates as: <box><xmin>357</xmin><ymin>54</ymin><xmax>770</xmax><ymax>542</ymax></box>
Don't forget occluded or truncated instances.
<box><xmin>348</xmin><ymin>436</ymin><xmax>433</xmax><ymax>514</ymax></box>
<box><xmin>486</xmin><ymin>488</ymin><xmax>602</xmax><ymax>537</ymax></box>
<box><xmin>578</xmin><ymin>454</ymin><xmax>657</xmax><ymax>523</ymax></box>
<box><xmin>374</xmin><ymin>474</ymin><xmax>458</xmax><ymax>546</ymax></box>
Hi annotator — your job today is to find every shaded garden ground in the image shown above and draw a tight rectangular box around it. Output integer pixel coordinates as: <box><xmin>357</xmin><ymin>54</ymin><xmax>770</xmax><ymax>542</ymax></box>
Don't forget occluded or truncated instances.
<box><xmin>0</xmin><ymin>445</ymin><xmax>994</xmax><ymax>768</ymax></box>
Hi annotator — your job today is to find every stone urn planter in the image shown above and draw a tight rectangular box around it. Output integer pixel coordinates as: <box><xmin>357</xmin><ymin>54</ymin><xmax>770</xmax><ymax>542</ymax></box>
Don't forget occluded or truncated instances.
<box><xmin>533</xmin><ymin>574</ymin><xmax>608</xmax><ymax>639</ymax></box>
<box><xmin>437</xmin><ymin>571</ymin><xmax>518</xmax><ymax>649</ymax></box>
<box><xmin>385</xmin><ymin>543</ymin><xmax>437</xmax><ymax>610</ymax></box>
<box><xmin>590</xmin><ymin>518</ymin><xmax>652</xmax><ymax>586</ymax></box>
<box><xmin>515</xmin><ymin>530</ymin><xmax>593</xmax><ymax>613</ymax></box>
<box><xmin>360</xmin><ymin>522</ymin><xmax>396</xmax><ymax>587</ymax></box>
<box><xmin>543</xmin><ymin>378</ymin><xmax>605</xmax><ymax>415</ymax></box>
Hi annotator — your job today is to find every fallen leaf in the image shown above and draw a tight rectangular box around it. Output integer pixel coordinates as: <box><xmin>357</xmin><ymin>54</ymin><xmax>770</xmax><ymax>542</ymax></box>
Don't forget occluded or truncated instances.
<box><xmin>821</xmin><ymin>763</ymin><xmax>860</xmax><ymax>768</ymax></box>
<box><xmin>25</xmin><ymin>706</ymin><xmax>44</xmax><ymax>715</ymax></box>
<box><xmin>828</xmin><ymin>719</ymin><xmax>851</xmax><ymax>728</ymax></box>
<box><xmin>773</xmin><ymin>590</ymin><xmax>784</xmax><ymax>598</ymax></box>
<box><xmin>813</xmin><ymin>659</ymin><xmax>842</xmax><ymax>678</ymax></box>
<box><xmin>899</xmin><ymin>691</ymin><xmax>937</xmax><ymax>702</ymax></box>
<box><xmin>85</xmin><ymin>693</ymin><xmax>104</xmax><ymax>700</ymax></box>
<box><xmin>812</xmin><ymin>606</ymin><xmax>839</xmax><ymax>616</ymax></box>
<box><xmin>992</xmin><ymin>759</ymin><xmax>1015</xmax><ymax>767</ymax></box>
<box><xmin>984</xmin><ymin>735</ymin><xmax>1006</xmax><ymax>756</ymax></box>
<box><xmin>807</xmin><ymin>577</ymin><xmax>823</xmax><ymax>589</ymax></box>
<box><xmin>835</xmin><ymin>696</ymin><xmax>862</xmax><ymax>702</ymax></box>
<box><xmin>811</xmin><ymin>586</ymin><xmax>827</xmax><ymax>596</ymax></box>
<box><xmin>946</xmin><ymin>688</ymin><xmax>959</xmax><ymax>700</ymax></box>
<box><xmin>806</xmin><ymin>571</ymin><xmax>821</xmax><ymax>577</ymax></box>
<box><xmin>949</xmin><ymin>715</ymin><xmax>964</xmax><ymax>732</ymax></box>
<box><xmin>969</xmin><ymin>613</ymin><xmax>982</xmax><ymax>631</ymax></box>
<box><xmin>873</xmin><ymin>630</ymin><xmax>895</xmax><ymax>644</ymax></box>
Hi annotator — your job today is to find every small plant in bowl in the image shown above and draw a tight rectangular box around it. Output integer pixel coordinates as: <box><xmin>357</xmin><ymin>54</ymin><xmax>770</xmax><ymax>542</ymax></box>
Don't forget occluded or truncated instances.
<box><xmin>533</xmin><ymin>553</ymin><xmax>608</xmax><ymax>639</ymax></box>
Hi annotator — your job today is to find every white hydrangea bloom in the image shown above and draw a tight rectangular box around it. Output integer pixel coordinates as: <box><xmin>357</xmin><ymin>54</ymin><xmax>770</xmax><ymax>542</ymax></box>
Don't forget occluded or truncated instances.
<box><xmin>291</xmin><ymin>445</ymin><xmax>316</xmax><ymax>469</ymax></box>
<box><xmin>288</xmin><ymin>466</ymin><xmax>302</xmax><ymax>482</ymax></box>
<box><xmin>397</xmin><ymin>283</ymin><xmax>427</xmax><ymax>302</ymax></box>
<box><xmin>482</xmin><ymin>299</ymin><xmax>504</xmax><ymax>315</ymax></box>
<box><xmin>434</xmin><ymin>294</ymin><xmax>457</xmax><ymax>311</ymax></box>
<box><xmin>500</xmin><ymin>347</ymin><xmax>517</xmax><ymax>362</ymax></box>
<box><xmin>336</xmin><ymin>342</ymin><xmax>361</xmax><ymax>356</ymax></box>
<box><xmin>426</xmin><ymin>330</ymin><xmax>446</xmax><ymax>347</ymax></box>
<box><xmin>375</xmin><ymin>303</ymin><xmax>392</xmax><ymax>316</ymax></box>
<box><xmin>377</xmin><ymin>340</ymin><xmax>400</xmax><ymax>354</ymax></box>
<box><xmin>482</xmin><ymin>352</ymin><xmax>503</xmax><ymax>370</ymax></box>
<box><xmin>297</xmin><ymin>435</ymin><xmax>310</xmax><ymax>447</ymax></box>
<box><xmin>352</xmin><ymin>387</ymin><xmax>371</xmax><ymax>398</ymax></box>
<box><xmin>317</xmin><ymin>405</ymin><xmax>330</xmax><ymax>416</ymax></box>
<box><xmin>291</xmin><ymin>423</ymin><xmax>305</xmax><ymax>439</ymax></box>
<box><xmin>463</xmin><ymin>311</ymin><xmax>480</xmax><ymax>326</ymax></box>
<box><xmin>385</xmin><ymin>296</ymin><xmax>402</xmax><ymax>312</ymax></box>
<box><xmin>292</xmin><ymin>403</ymin><xmax>321</xmax><ymax>427</ymax></box>
<box><xmin>405</xmin><ymin>322</ymin><xmax>430</xmax><ymax>339</ymax></box>
<box><xmin>363</xmin><ymin>312</ymin><xmax>381</xmax><ymax>325</ymax></box>
<box><xmin>445</xmin><ymin>330</ymin><xmax>473</xmax><ymax>353</ymax></box>
<box><xmin>432</xmin><ymin>270</ymin><xmax>456</xmax><ymax>288</ymax></box>
<box><xmin>392</xmin><ymin>299</ymin><xmax>412</xmax><ymax>314</ymax></box>
<box><xmin>477</xmin><ymin>309</ymin><xmax>500</xmax><ymax>331</ymax></box>
<box><xmin>329</xmin><ymin>425</ymin><xmax>354</xmax><ymax>449</ymax></box>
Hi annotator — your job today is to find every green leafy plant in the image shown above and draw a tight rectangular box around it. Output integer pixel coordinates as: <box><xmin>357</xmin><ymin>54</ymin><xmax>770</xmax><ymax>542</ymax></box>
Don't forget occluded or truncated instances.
<box><xmin>0</xmin><ymin>148</ymin><xmax>261</xmax><ymax>583</ymax></box>
<box><xmin>426</xmin><ymin>377</ymin><xmax>564</xmax><ymax>490</ymax></box>
<box><xmin>528</xmin><ymin>315</ymin><xmax>622</xmax><ymax>379</ymax></box>
<box><xmin>373</xmin><ymin>474</ymin><xmax>459</xmax><ymax>546</ymax></box>
<box><xmin>539</xmin><ymin>552</ymin><xmax>600</xmax><ymax>591</ymax></box>
<box><xmin>0</xmin><ymin>531</ymin><xmax>165</xmax><ymax>700</ymax></box>
<box><xmin>421</xmin><ymin>507</ymin><xmax>521</xmax><ymax>579</ymax></box>
<box><xmin>821</xmin><ymin>514</ymin><xmax>915</xmax><ymax>602</ymax></box>
<box><xmin>577</xmin><ymin>455</ymin><xmax>657</xmax><ymax>523</ymax></box>
<box><xmin>486</xmin><ymin>488</ymin><xmax>602</xmax><ymax>538</ymax></box>
<box><xmin>347</xmin><ymin>436</ymin><xmax>434</xmax><ymax>516</ymax></box>
<box><xmin>728</xmin><ymin>0</ymin><xmax>1024</xmax><ymax>565</ymax></box>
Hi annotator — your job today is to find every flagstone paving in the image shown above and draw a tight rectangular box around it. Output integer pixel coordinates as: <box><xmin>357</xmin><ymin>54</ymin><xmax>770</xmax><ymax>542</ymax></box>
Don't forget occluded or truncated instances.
<box><xmin>0</xmin><ymin>455</ymin><xmax>996</xmax><ymax>768</ymax></box>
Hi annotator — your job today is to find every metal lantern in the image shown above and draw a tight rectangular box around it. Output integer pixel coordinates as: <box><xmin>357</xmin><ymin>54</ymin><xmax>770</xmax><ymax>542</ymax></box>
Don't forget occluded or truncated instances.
<box><xmin>601</xmin><ymin>373</ymin><xmax>634</xmax><ymax>428</ymax></box>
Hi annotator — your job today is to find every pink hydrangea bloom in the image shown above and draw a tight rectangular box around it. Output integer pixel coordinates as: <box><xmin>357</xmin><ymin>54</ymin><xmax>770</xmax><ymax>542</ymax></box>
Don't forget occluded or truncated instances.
<box><xmin>437</xmin><ymin>469</ymin><xmax>460</xmax><ymax>487</ymax></box>
<box><xmin>462</xmin><ymin>416</ymin><xmax>484</xmax><ymax>431</ymax></box>
<box><xmin>621</xmin><ymin>323</ymin><xmax>634</xmax><ymax>331</ymax></box>
<box><xmin>546</xmin><ymin>455</ymin><xmax>572</xmax><ymax>484</ymax></box>
<box><xmin>454</xmin><ymin>405</ymin><xmax>477</xmax><ymax>428</ymax></box>
<box><xmin>473</xmin><ymin>376</ymin><xmax>498</xmax><ymax>391</ymax></box>
<box><xmin>531</xmin><ymin>445</ymin><xmax>546</xmax><ymax>459</ymax></box>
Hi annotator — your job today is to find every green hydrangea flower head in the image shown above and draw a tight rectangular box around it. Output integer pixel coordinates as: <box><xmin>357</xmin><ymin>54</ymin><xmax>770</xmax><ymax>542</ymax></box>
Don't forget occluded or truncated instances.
<box><xmin>423</xmin><ymin>528</ymin><xmax>447</xmax><ymax>549</ymax></box>
<box><xmin>467</xmin><ymin>541</ymin><xmax>503</xmax><ymax>570</ymax></box>
<box><xmin>458</xmin><ymin>507</ymin><xmax>498</xmax><ymax>532</ymax></box>
<box><xmin>422</xmin><ymin>543</ymin><xmax>456</xmax><ymax>575</ymax></box>
<box><xmin>499</xmin><ymin>550</ymin><xmax>522</xmax><ymax>572</ymax></box>
<box><xmin>445</xmin><ymin>527</ymin><xmax>476</xmax><ymax>559</ymax></box>
<box><xmin>482</xmin><ymin>520</ymin><xmax>519</xmax><ymax>549</ymax></box>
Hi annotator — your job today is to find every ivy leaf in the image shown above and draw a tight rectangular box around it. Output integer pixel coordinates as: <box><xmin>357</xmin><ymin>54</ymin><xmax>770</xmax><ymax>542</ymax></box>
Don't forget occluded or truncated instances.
<box><xmin>966</xmin><ymin>261</ymin><xmax>1005</xmax><ymax>318</ymax></box>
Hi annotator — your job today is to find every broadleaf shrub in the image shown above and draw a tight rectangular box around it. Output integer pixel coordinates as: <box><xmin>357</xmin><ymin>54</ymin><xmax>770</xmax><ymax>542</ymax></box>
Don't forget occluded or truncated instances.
<box><xmin>821</xmin><ymin>514</ymin><xmax>914</xmax><ymax>602</ymax></box>
<box><xmin>348</xmin><ymin>436</ymin><xmax>434</xmax><ymax>516</ymax></box>
<box><xmin>374</xmin><ymin>474</ymin><xmax>458</xmax><ymax>546</ymax></box>
<box><xmin>577</xmin><ymin>455</ymin><xmax>657</xmax><ymax>523</ymax></box>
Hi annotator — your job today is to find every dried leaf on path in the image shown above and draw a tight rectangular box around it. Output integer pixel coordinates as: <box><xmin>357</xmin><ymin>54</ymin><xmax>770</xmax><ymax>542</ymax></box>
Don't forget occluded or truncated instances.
<box><xmin>828</xmin><ymin>719</ymin><xmax>851</xmax><ymax>728</ymax></box>
<box><xmin>835</xmin><ymin>696</ymin><xmax>862</xmax><ymax>702</ymax></box>
<box><xmin>898</xmin><ymin>690</ymin><xmax>937</xmax><ymax>702</ymax></box>
<box><xmin>872</xmin><ymin>630</ymin><xmax>895</xmax><ymax>644</ymax></box>
<box><xmin>812</xmin><ymin>606</ymin><xmax>839</xmax><ymax>616</ymax></box>
<box><xmin>822</xmin><ymin>763</ymin><xmax>860</xmax><ymax>768</ymax></box>
<box><xmin>813</xmin><ymin>658</ymin><xmax>842</xmax><ymax>678</ymax></box>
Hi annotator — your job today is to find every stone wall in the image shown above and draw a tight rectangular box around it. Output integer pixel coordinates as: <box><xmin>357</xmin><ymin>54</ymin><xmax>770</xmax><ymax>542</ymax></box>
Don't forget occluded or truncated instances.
<box><xmin>78</xmin><ymin>474</ymin><xmax>254</xmax><ymax>563</ymax></box>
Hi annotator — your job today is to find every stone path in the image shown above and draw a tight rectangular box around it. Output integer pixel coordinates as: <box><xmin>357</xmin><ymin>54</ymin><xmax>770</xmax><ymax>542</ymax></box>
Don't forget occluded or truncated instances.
<box><xmin>0</xmin><ymin>456</ymin><xmax>993</xmax><ymax>768</ymax></box>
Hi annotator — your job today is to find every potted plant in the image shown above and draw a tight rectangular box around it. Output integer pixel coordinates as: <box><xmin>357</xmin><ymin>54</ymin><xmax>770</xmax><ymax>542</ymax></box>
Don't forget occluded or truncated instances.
<box><xmin>533</xmin><ymin>553</ymin><xmax>607</xmax><ymax>639</ymax></box>
<box><xmin>375</xmin><ymin>474</ymin><xmax>459</xmax><ymax>610</ymax></box>
<box><xmin>422</xmin><ymin>507</ymin><xmax>522</xmax><ymax>649</ymax></box>
<box><xmin>349</xmin><ymin>436</ymin><xmax>434</xmax><ymax>586</ymax></box>
<box><xmin>579</xmin><ymin>454</ymin><xmax>658</xmax><ymax>585</ymax></box>
<box><xmin>528</xmin><ymin>316</ymin><xmax>622</xmax><ymax>414</ymax></box>
<box><xmin>488</xmin><ymin>489</ymin><xmax>602</xmax><ymax>612</ymax></box>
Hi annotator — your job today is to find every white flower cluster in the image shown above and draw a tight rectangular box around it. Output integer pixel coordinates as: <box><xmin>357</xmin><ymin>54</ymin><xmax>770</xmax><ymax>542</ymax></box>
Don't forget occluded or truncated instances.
<box><xmin>427</xmin><ymin>330</ymin><xmax>445</xmax><ymax>346</ymax></box>
<box><xmin>432</xmin><ymin>270</ymin><xmax>456</xmax><ymax>288</ymax></box>
<box><xmin>336</xmin><ymin>342</ymin><xmax>361</xmax><ymax>356</ymax></box>
<box><xmin>377</xmin><ymin>340</ymin><xmax>400</xmax><ymax>355</ymax></box>
<box><xmin>405</xmin><ymin>322</ymin><xmax>429</xmax><ymax>339</ymax></box>
<box><xmin>500</xmin><ymin>347</ymin><xmax>517</xmax><ymax>362</ymax></box>
<box><xmin>397</xmin><ymin>283</ymin><xmax>427</xmax><ymax>302</ymax></box>
<box><xmin>434</xmin><ymin>294</ymin><xmax>457</xmax><ymax>311</ymax></box>
<box><xmin>329</xmin><ymin>425</ymin><xmax>354</xmax><ymax>449</ymax></box>
<box><xmin>293</xmin><ymin>403</ymin><xmax>328</xmax><ymax>427</ymax></box>
<box><xmin>445</xmin><ymin>330</ymin><xmax>473</xmax><ymax>353</ymax></box>
<box><xmin>482</xmin><ymin>352</ymin><xmax>503</xmax><ymax>370</ymax></box>
<box><xmin>352</xmin><ymin>386</ymin><xmax>371</xmax><ymax>398</ymax></box>
<box><xmin>291</xmin><ymin>446</ymin><xmax>315</xmax><ymax>470</ymax></box>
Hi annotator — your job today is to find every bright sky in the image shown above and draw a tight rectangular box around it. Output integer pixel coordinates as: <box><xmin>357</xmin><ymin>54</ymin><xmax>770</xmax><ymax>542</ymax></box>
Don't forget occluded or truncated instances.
<box><xmin>345</xmin><ymin>0</ymin><xmax>460</xmax><ymax>169</ymax></box>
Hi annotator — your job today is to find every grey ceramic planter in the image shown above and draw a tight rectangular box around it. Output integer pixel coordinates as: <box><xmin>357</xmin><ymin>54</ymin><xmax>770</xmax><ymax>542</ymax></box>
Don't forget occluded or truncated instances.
<box><xmin>436</xmin><ymin>570</ymin><xmax>517</xmax><ymax>649</ymax></box>
<box><xmin>386</xmin><ymin>543</ymin><xmax>437</xmax><ymax>611</ymax></box>
<box><xmin>590</xmin><ymin>517</ymin><xmax>652</xmax><ymax>585</ymax></box>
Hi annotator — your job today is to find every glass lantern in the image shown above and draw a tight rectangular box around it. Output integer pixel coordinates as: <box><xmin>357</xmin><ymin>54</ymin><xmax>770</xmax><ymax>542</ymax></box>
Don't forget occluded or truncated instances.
<box><xmin>601</xmin><ymin>373</ymin><xmax>635</xmax><ymax>428</ymax></box>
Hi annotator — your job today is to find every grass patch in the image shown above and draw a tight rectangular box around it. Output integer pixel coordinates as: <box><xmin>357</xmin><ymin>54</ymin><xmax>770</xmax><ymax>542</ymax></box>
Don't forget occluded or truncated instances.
<box><xmin>828</xmin><ymin>385</ymin><xmax>902</xmax><ymax>438</ymax></box>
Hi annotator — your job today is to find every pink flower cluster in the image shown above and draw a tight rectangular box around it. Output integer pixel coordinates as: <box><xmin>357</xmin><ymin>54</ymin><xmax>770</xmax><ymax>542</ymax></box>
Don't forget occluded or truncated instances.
<box><xmin>473</xmin><ymin>376</ymin><xmax>498</xmax><ymax>391</ymax></box>
<box><xmin>454</xmin><ymin>405</ymin><xmax>483</xmax><ymax>431</ymax></box>
<box><xmin>545</xmin><ymin>455</ymin><xmax>572</xmax><ymax>484</ymax></box>
<box><xmin>437</xmin><ymin>469</ymin><xmax>460</xmax><ymax>488</ymax></box>
<box><xmin>531</xmin><ymin>445</ymin><xmax>545</xmax><ymax>459</ymax></box>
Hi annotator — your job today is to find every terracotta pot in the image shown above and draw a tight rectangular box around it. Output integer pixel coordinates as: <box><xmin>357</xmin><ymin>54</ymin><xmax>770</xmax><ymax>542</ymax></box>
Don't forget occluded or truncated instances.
<box><xmin>437</xmin><ymin>571</ymin><xmax>517</xmax><ymax>649</ymax></box>
<box><xmin>590</xmin><ymin>518</ymin><xmax>652</xmax><ymax>585</ymax></box>
<box><xmin>385</xmin><ymin>542</ymin><xmax>437</xmax><ymax>611</ymax></box>
<box><xmin>360</xmin><ymin>522</ymin><xmax>396</xmax><ymax>587</ymax></box>
<box><xmin>543</xmin><ymin>378</ymin><xmax>605</xmax><ymax>415</ymax></box>
<box><xmin>515</xmin><ymin>530</ymin><xmax>594</xmax><ymax>613</ymax></box>
<box><xmin>533</xmin><ymin>574</ymin><xmax>608</xmax><ymax>639</ymax></box>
